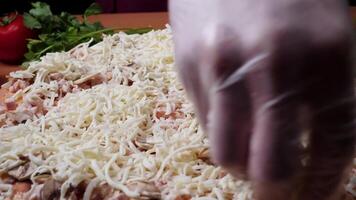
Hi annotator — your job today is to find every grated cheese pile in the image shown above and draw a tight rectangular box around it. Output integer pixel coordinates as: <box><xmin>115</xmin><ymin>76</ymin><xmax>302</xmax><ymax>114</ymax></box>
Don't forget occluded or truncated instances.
<box><xmin>0</xmin><ymin>27</ymin><xmax>254</xmax><ymax>199</ymax></box>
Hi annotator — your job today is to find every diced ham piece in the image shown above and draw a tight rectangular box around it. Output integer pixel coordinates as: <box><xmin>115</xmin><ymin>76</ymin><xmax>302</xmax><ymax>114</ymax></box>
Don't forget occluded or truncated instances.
<box><xmin>8</xmin><ymin>162</ymin><xmax>36</xmax><ymax>181</ymax></box>
<box><xmin>127</xmin><ymin>181</ymin><xmax>161</xmax><ymax>199</ymax></box>
<box><xmin>8</xmin><ymin>80</ymin><xmax>30</xmax><ymax>93</ymax></box>
<box><xmin>155</xmin><ymin>103</ymin><xmax>184</xmax><ymax>120</ymax></box>
<box><xmin>5</xmin><ymin>100</ymin><xmax>17</xmax><ymax>111</ymax></box>
<box><xmin>155</xmin><ymin>180</ymin><xmax>167</xmax><ymax>188</ymax></box>
<box><xmin>49</xmin><ymin>73</ymin><xmax>64</xmax><ymax>81</ymax></box>
<box><xmin>27</xmin><ymin>96</ymin><xmax>47</xmax><ymax>116</ymax></box>
<box><xmin>175</xmin><ymin>194</ymin><xmax>192</xmax><ymax>200</ymax></box>
<box><xmin>5</xmin><ymin>111</ymin><xmax>33</xmax><ymax>125</ymax></box>
<box><xmin>106</xmin><ymin>72</ymin><xmax>113</xmax><ymax>81</ymax></box>
<box><xmin>40</xmin><ymin>179</ymin><xmax>61</xmax><ymax>200</ymax></box>
<box><xmin>12</xmin><ymin>182</ymin><xmax>31</xmax><ymax>194</ymax></box>
<box><xmin>90</xmin><ymin>183</ymin><xmax>116</xmax><ymax>200</ymax></box>
<box><xmin>76</xmin><ymin>73</ymin><xmax>106</xmax><ymax>89</ymax></box>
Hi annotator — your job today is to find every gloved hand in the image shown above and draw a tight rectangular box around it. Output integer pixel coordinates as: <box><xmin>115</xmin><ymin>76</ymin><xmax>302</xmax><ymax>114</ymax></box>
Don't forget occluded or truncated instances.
<box><xmin>169</xmin><ymin>0</ymin><xmax>355</xmax><ymax>199</ymax></box>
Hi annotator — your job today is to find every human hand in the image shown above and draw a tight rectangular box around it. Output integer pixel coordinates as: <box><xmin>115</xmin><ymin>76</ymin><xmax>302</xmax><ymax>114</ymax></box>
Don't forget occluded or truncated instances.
<box><xmin>169</xmin><ymin>0</ymin><xmax>355</xmax><ymax>199</ymax></box>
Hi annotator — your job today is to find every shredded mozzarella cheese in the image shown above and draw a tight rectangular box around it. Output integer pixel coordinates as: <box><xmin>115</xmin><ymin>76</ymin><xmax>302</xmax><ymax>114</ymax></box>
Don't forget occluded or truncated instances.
<box><xmin>2</xmin><ymin>25</ymin><xmax>355</xmax><ymax>200</ymax></box>
<box><xmin>0</xmin><ymin>27</ymin><xmax>265</xmax><ymax>200</ymax></box>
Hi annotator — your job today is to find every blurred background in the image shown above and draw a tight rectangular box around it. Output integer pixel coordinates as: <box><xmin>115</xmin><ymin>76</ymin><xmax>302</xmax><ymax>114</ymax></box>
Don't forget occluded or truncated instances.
<box><xmin>0</xmin><ymin>0</ymin><xmax>168</xmax><ymax>14</ymax></box>
<box><xmin>1</xmin><ymin>0</ymin><xmax>356</xmax><ymax>14</ymax></box>
<box><xmin>1</xmin><ymin>0</ymin><xmax>356</xmax><ymax>15</ymax></box>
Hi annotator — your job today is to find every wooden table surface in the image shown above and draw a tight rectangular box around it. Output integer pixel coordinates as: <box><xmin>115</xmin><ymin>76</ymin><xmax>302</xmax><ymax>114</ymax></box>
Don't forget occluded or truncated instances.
<box><xmin>1</xmin><ymin>8</ymin><xmax>356</xmax><ymax>83</ymax></box>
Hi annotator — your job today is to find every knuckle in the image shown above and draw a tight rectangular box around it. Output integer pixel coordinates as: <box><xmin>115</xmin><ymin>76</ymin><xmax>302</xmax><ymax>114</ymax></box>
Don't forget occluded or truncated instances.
<box><xmin>210</xmin><ymin>147</ymin><xmax>248</xmax><ymax>177</ymax></box>
<box><xmin>212</xmin><ymin>157</ymin><xmax>248</xmax><ymax>179</ymax></box>
<box><xmin>174</xmin><ymin>43</ymin><xmax>200</xmax><ymax>74</ymax></box>
<box><xmin>311</xmin><ymin>29</ymin><xmax>352</xmax><ymax>52</ymax></box>
<box><xmin>198</xmin><ymin>24</ymin><xmax>241</xmax><ymax>79</ymax></box>
<box><xmin>249</xmin><ymin>24</ymin><xmax>352</xmax><ymax>56</ymax></box>
<box><xmin>178</xmin><ymin>54</ymin><xmax>195</xmax><ymax>72</ymax></box>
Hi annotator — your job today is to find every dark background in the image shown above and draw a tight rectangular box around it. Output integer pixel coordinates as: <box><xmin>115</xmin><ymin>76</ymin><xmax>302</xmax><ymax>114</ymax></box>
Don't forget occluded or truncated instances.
<box><xmin>0</xmin><ymin>0</ymin><xmax>168</xmax><ymax>14</ymax></box>
<box><xmin>0</xmin><ymin>0</ymin><xmax>354</xmax><ymax>15</ymax></box>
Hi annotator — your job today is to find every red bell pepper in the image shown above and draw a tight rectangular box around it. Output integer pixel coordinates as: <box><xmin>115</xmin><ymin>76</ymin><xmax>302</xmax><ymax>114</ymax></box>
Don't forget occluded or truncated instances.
<box><xmin>0</xmin><ymin>13</ymin><xmax>34</xmax><ymax>64</ymax></box>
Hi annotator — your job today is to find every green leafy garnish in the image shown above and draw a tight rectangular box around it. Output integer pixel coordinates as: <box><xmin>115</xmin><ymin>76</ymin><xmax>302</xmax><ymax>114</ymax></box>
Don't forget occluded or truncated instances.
<box><xmin>29</xmin><ymin>2</ymin><xmax>52</xmax><ymax>18</ymax></box>
<box><xmin>22</xmin><ymin>2</ymin><xmax>111</xmax><ymax>67</ymax></box>
<box><xmin>22</xmin><ymin>2</ymin><xmax>154</xmax><ymax>68</ymax></box>
<box><xmin>124</xmin><ymin>28</ymin><xmax>154</xmax><ymax>35</ymax></box>
<box><xmin>23</xmin><ymin>13</ymin><xmax>41</xmax><ymax>29</ymax></box>
<box><xmin>0</xmin><ymin>13</ymin><xmax>18</xmax><ymax>26</ymax></box>
<box><xmin>84</xmin><ymin>3</ymin><xmax>102</xmax><ymax>20</ymax></box>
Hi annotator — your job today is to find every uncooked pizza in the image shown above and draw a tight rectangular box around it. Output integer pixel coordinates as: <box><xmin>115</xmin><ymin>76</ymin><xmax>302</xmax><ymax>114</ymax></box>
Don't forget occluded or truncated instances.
<box><xmin>0</xmin><ymin>27</ymin><xmax>354</xmax><ymax>200</ymax></box>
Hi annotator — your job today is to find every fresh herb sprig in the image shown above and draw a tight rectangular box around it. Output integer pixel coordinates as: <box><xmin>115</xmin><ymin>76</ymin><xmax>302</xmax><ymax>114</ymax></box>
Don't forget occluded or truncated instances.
<box><xmin>0</xmin><ymin>13</ymin><xmax>17</xmax><ymax>26</ymax></box>
<box><xmin>23</xmin><ymin>2</ymin><xmax>105</xmax><ymax>66</ymax></box>
<box><xmin>22</xmin><ymin>2</ymin><xmax>153</xmax><ymax>67</ymax></box>
<box><xmin>22</xmin><ymin>2</ymin><xmax>113</xmax><ymax>66</ymax></box>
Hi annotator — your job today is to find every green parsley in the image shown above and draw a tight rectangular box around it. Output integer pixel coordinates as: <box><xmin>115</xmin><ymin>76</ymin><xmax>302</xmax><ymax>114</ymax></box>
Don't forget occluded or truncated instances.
<box><xmin>23</xmin><ymin>2</ymin><xmax>152</xmax><ymax>67</ymax></box>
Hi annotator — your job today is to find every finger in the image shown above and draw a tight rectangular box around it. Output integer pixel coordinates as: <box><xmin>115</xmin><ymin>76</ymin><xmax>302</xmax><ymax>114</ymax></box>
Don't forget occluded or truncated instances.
<box><xmin>169</xmin><ymin>0</ymin><xmax>217</xmax><ymax>127</ymax></box>
<box><xmin>300</xmin><ymin>47</ymin><xmax>356</xmax><ymax>200</ymax></box>
<box><xmin>170</xmin><ymin>29</ymin><xmax>209</xmax><ymax>126</ymax></box>
<box><xmin>176</xmin><ymin>56</ymin><xmax>210</xmax><ymax>127</ymax></box>
<box><xmin>246</xmin><ymin>46</ymin><xmax>307</xmax><ymax>199</ymax></box>
<box><xmin>298</xmin><ymin>34</ymin><xmax>356</xmax><ymax>200</ymax></box>
<box><xmin>207</xmin><ymin>56</ymin><xmax>275</xmax><ymax>178</ymax></box>
<box><xmin>249</xmin><ymin>98</ymin><xmax>301</xmax><ymax>200</ymax></box>
<box><xmin>198</xmin><ymin>27</ymin><xmax>254</xmax><ymax>177</ymax></box>
<box><xmin>209</xmin><ymin>80</ymin><xmax>252</xmax><ymax>178</ymax></box>
<box><xmin>302</xmin><ymin>92</ymin><xmax>355</xmax><ymax>200</ymax></box>
<box><xmin>248</xmin><ymin>83</ymin><xmax>302</xmax><ymax>199</ymax></box>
